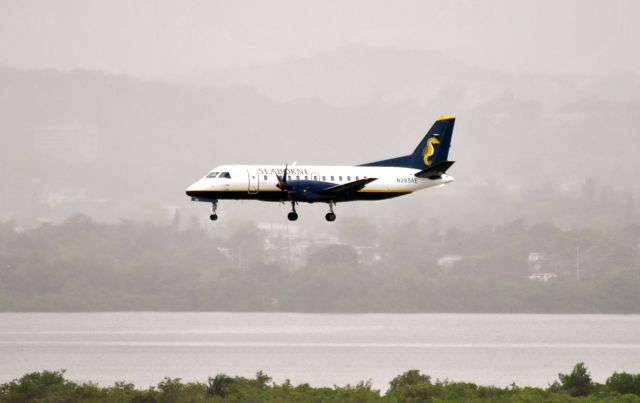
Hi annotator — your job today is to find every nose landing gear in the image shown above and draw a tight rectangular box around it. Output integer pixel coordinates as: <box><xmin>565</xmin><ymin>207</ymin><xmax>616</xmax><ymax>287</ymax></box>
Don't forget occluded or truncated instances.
<box><xmin>209</xmin><ymin>200</ymin><xmax>219</xmax><ymax>221</ymax></box>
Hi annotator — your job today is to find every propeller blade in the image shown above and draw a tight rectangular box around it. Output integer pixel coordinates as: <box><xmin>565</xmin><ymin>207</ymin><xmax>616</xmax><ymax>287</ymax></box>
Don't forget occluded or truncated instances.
<box><xmin>276</xmin><ymin>164</ymin><xmax>288</xmax><ymax>190</ymax></box>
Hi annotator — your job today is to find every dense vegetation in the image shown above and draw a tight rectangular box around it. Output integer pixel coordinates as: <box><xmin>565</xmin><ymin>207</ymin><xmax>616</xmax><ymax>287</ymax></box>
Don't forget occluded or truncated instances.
<box><xmin>0</xmin><ymin>214</ymin><xmax>639</xmax><ymax>312</ymax></box>
<box><xmin>1</xmin><ymin>364</ymin><xmax>640</xmax><ymax>402</ymax></box>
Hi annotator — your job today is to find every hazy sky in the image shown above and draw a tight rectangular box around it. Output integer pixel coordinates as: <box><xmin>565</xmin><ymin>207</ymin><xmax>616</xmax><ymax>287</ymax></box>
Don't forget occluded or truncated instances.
<box><xmin>1</xmin><ymin>0</ymin><xmax>638</xmax><ymax>76</ymax></box>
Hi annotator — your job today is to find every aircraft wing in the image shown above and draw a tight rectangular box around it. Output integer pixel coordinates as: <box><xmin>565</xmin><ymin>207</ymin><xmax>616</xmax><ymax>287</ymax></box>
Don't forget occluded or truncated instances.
<box><xmin>316</xmin><ymin>178</ymin><xmax>378</xmax><ymax>195</ymax></box>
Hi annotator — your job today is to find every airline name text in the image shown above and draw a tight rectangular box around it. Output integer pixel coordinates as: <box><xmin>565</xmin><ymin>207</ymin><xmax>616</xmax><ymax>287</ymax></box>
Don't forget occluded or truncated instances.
<box><xmin>257</xmin><ymin>168</ymin><xmax>310</xmax><ymax>175</ymax></box>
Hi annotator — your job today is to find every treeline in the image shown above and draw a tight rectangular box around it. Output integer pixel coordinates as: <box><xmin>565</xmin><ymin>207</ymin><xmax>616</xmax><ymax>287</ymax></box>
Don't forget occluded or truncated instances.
<box><xmin>1</xmin><ymin>364</ymin><xmax>640</xmax><ymax>402</ymax></box>
<box><xmin>0</xmin><ymin>215</ymin><xmax>639</xmax><ymax>312</ymax></box>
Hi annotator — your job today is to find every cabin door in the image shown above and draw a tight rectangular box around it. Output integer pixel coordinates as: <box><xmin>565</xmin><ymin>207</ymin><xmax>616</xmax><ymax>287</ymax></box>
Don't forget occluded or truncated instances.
<box><xmin>247</xmin><ymin>169</ymin><xmax>260</xmax><ymax>194</ymax></box>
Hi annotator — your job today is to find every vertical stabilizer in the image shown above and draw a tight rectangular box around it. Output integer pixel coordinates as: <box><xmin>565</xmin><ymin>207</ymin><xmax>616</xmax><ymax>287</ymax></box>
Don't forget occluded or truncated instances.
<box><xmin>409</xmin><ymin>116</ymin><xmax>455</xmax><ymax>170</ymax></box>
<box><xmin>360</xmin><ymin>116</ymin><xmax>456</xmax><ymax>169</ymax></box>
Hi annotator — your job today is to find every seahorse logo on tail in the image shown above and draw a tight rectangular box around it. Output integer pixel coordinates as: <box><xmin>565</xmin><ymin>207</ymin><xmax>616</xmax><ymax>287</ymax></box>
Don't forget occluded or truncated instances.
<box><xmin>423</xmin><ymin>134</ymin><xmax>440</xmax><ymax>166</ymax></box>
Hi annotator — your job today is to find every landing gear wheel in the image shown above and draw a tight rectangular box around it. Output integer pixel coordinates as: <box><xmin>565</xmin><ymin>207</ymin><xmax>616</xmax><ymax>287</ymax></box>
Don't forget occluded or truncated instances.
<box><xmin>287</xmin><ymin>200</ymin><xmax>298</xmax><ymax>221</ymax></box>
<box><xmin>325</xmin><ymin>201</ymin><xmax>336</xmax><ymax>222</ymax></box>
<box><xmin>209</xmin><ymin>200</ymin><xmax>219</xmax><ymax>221</ymax></box>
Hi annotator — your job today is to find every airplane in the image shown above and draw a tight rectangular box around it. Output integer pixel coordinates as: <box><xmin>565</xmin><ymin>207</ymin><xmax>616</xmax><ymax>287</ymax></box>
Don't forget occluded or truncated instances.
<box><xmin>186</xmin><ymin>116</ymin><xmax>456</xmax><ymax>222</ymax></box>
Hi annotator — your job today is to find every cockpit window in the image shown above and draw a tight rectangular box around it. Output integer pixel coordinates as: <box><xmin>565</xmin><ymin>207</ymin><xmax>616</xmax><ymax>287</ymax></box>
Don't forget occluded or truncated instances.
<box><xmin>219</xmin><ymin>172</ymin><xmax>231</xmax><ymax>179</ymax></box>
<box><xmin>206</xmin><ymin>172</ymin><xmax>219</xmax><ymax>178</ymax></box>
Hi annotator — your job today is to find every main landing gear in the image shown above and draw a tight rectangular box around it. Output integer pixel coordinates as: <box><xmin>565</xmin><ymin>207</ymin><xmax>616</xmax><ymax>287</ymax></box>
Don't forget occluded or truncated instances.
<box><xmin>286</xmin><ymin>201</ymin><xmax>337</xmax><ymax>222</ymax></box>
<box><xmin>287</xmin><ymin>201</ymin><xmax>298</xmax><ymax>221</ymax></box>
<box><xmin>209</xmin><ymin>200</ymin><xmax>218</xmax><ymax>221</ymax></box>
<box><xmin>325</xmin><ymin>201</ymin><xmax>336</xmax><ymax>222</ymax></box>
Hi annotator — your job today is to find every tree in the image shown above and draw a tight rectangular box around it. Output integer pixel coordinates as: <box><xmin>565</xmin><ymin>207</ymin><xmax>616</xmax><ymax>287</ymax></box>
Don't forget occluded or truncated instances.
<box><xmin>207</xmin><ymin>374</ymin><xmax>235</xmax><ymax>398</ymax></box>
<box><xmin>555</xmin><ymin>362</ymin><xmax>594</xmax><ymax>397</ymax></box>
<box><xmin>388</xmin><ymin>369</ymin><xmax>431</xmax><ymax>390</ymax></box>
<box><xmin>605</xmin><ymin>372</ymin><xmax>640</xmax><ymax>396</ymax></box>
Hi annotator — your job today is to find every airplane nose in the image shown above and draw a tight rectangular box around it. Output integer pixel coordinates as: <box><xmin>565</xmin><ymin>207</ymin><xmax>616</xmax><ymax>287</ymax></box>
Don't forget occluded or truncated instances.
<box><xmin>186</xmin><ymin>181</ymin><xmax>203</xmax><ymax>197</ymax></box>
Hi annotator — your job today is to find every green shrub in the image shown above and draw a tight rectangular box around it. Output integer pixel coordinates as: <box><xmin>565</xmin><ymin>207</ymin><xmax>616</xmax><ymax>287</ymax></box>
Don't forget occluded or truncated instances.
<box><xmin>606</xmin><ymin>372</ymin><xmax>640</xmax><ymax>396</ymax></box>
<box><xmin>554</xmin><ymin>362</ymin><xmax>594</xmax><ymax>397</ymax></box>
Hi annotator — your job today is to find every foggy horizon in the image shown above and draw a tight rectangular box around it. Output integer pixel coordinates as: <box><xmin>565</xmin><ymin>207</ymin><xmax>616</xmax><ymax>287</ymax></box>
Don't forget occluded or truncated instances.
<box><xmin>2</xmin><ymin>0</ymin><xmax>639</xmax><ymax>76</ymax></box>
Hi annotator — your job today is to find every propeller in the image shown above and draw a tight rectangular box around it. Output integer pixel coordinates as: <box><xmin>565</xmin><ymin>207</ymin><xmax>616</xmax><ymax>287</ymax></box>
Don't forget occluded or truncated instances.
<box><xmin>275</xmin><ymin>164</ymin><xmax>289</xmax><ymax>190</ymax></box>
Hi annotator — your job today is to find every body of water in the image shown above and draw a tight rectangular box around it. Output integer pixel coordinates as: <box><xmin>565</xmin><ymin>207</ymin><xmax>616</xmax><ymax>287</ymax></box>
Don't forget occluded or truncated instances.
<box><xmin>0</xmin><ymin>313</ymin><xmax>638</xmax><ymax>390</ymax></box>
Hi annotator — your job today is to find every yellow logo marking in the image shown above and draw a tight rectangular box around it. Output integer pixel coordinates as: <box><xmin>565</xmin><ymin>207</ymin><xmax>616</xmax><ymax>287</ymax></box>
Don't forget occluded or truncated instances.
<box><xmin>423</xmin><ymin>135</ymin><xmax>440</xmax><ymax>166</ymax></box>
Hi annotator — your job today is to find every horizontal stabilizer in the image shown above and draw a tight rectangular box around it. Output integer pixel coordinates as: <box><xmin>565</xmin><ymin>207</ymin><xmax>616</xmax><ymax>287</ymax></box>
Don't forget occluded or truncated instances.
<box><xmin>317</xmin><ymin>178</ymin><xmax>378</xmax><ymax>195</ymax></box>
<box><xmin>415</xmin><ymin>161</ymin><xmax>455</xmax><ymax>179</ymax></box>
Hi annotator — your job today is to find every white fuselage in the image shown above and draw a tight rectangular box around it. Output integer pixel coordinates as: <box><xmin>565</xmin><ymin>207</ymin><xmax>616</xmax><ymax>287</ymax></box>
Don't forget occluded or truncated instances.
<box><xmin>186</xmin><ymin>164</ymin><xmax>453</xmax><ymax>202</ymax></box>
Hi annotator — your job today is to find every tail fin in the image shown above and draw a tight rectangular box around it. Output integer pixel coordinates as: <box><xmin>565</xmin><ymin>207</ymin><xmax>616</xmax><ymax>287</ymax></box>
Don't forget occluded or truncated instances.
<box><xmin>360</xmin><ymin>116</ymin><xmax>456</xmax><ymax>170</ymax></box>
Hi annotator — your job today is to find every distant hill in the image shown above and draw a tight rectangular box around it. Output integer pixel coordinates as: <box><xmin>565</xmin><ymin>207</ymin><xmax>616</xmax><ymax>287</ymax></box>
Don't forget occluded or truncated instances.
<box><xmin>179</xmin><ymin>45</ymin><xmax>640</xmax><ymax>109</ymax></box>
<box><xmin>0</xmin><ymin>58</ymin><xmax>639</xmax><ymax>227</ymax></box>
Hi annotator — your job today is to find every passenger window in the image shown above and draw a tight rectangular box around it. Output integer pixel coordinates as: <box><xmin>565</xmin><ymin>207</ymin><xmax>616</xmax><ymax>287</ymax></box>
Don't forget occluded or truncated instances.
<box><xmin>356</xmin><ymin>176</ymin><xmax>359</xmax><ymax>180</ymax></box>
<box><xmin>347</xmin><ymin>176</ymin><xmax>351</xmax><ymax>181</ymax></box>
<box><xmin>339</xmin><ymin>176</ymin><xmax>343</xmax><ymax>181</ymax></box>
<box><xmin>313</xmin><ymin>176</ymin><xmax>317</xmax><ymax>180</ymax></box>
<box><xmin>305</xmin><ymin>175</ymin><xmax>308</xmax><ymax>180</ymax></box>
<box><xmin>331</xmin><ymin>176</ymin><xmax>335</xmax><ymax>181</ymax></box>
<box><xmin>296</xmin><ymin>175</ymin><xmax>300</xmax><ymax>180</ymax></box>
<box><xmin>322</xmin><ymin>176</ymin><xmax>326</xmax><ymax>181</ymax></box>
